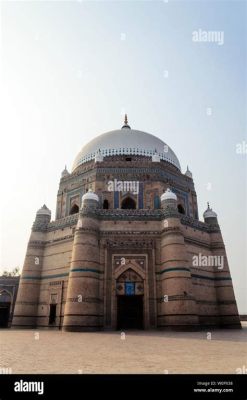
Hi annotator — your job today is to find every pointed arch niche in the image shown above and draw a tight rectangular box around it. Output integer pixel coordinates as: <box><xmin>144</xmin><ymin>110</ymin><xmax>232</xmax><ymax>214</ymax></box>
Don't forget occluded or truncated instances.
<box><xmin>109</xmin><ymin>255</ymin><xmax>150</xmax><ymax>330</ymax></box>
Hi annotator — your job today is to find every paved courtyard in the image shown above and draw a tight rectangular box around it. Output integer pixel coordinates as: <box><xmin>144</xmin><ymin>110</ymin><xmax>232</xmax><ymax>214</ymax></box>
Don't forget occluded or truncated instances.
<box><xmin>0</xmin><ymin>324</ymin><xmax>246</xmax><ymax>374</ymax></box>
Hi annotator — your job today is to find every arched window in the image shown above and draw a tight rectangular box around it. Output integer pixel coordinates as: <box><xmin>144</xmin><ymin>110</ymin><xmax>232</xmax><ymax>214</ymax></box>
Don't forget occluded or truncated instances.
<box><xmin>69</xmin><ymin>204</ymin><xmax>79</xmax><ymax>215</ymax></box>
<box><xmin>177</xmin><ymin>204</ymin><xmax>185</xmax><ymax>214</ymax></box>
<box><xmin>121</xmin><ymin>197</ymin><xmax>136</xmax><ymax>209</ymax></box>
<box><xmin>154</xmin><ymin>195</ymin><xmax>160</xmax><ymax>209</ymax></box>
<box><xmin>103</xmin><ymin>199</ymin><xmax>109</xmax><ymax>209</ymax></box>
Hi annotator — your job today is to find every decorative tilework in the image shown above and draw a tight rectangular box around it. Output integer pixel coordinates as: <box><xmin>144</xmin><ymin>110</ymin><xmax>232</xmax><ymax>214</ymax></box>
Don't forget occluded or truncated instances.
<box><xmin>138</xmin><ymin>182</ymin><xmax>144</xmax><ymax>209</ymax></box>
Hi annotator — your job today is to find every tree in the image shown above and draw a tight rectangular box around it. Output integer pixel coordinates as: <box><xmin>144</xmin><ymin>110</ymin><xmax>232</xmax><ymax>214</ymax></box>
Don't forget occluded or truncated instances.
<box><xmin>2</xmin><ymin>267</ymin><xmax>20</xmax><ymax>277</ymax></box>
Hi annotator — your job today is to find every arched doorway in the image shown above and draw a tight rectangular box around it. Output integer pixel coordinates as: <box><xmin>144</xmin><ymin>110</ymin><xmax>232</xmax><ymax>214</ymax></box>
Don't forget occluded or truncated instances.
<box><xmin>0</xmin><ymin>290</ymin><xmax>11</xmax><ymax>328</ymax></box>
<box><xmin>103</xmin><ymin>199</ymin><xmax>109</xmax><ymax>209</ymax></box>
<box><xmin>116</xmin><ymin>269</ymin><xmax>144</xmax><ymax>329</ymax></box>
<box><xmin>69</xmin><ymin>204</ymin><xmax>79</xmax><ymax>215</ymax></box>
<box><xmin>121</xmin><ymin>197</ymin><xmax>136</xmax><ymax>209</ymax></box>
<box><xmin>177</xmin><ymin>204</ymin><xmax>185</xmax><ymax>214</ymax></box>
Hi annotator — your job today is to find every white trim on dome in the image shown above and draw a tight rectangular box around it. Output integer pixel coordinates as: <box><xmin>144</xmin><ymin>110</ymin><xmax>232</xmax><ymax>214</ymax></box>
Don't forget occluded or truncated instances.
<box><xmin>37</xmin><ymin>205</ymin><xmax>51</xmax><ymax>216</ymax></box>
<box><xmin>203</xmin><ymin>209</ymin><xmax>217</xmax><ymax>218</ymax></box>
<box><xmin>203</xmin><ymin>203</ymin><xmax>217</xmax><ymax>219</ymax></box>
<box><xmin>161</xmin><ymin>188</ymin><xmax>177</xmax><ymax>202</ymax></box>
<box><xmin>82</xmin><ymin>191</ymin><xmax>99</xmax><ymax>202</ymax></box>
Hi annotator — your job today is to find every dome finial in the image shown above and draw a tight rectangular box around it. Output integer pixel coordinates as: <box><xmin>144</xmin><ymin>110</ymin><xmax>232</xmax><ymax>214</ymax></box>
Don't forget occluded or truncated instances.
<box><xmin>61</xmin><ymin>165</ymin><xmax>69</xmax><ymax>178</ymax></box>
<box><xmin>121</xmin><ymin>114</ymin><xmax>131</xmax><ymax>129</ymax></box>
<box><xmin>203</xmin><ymin>202</ymin><xmax>217</xmax><ymax>221</ymax></box>
<box><xmin>185</xmin><ymin>165</ymin><xmax>193</xmax><ymax>179</ymax></box>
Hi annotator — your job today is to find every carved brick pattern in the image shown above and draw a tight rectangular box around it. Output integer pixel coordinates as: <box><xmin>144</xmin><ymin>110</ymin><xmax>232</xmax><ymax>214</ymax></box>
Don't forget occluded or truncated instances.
<box><xmin>44</xmin><ymin>208</ymin><xmax>219</xmax><ymax>233</ymax></box>
<box><xmin>28</xmin><ymin>241</ymin><xmax>46</xmax><ymax>248</ymax></box>
<box><xmin>102</xmin><ymin>231</ymin><xmax>159</xmax><ymax>236</ymax></box>
<box><xmin>180</xmin><ymin>215</ymin><xmax>220</xmax><ymax>232</ymax></box>
<box><xmin>158</xmin><ymin>294</ymin><xmax>195</xmax><ymax>303</ymax></box>
<box><xmin>106</xmin><ymin>240</ymin><xmax>154</xmax><ymax>248</ymax></box>
<box><xmin>96</xmin><ymin>165</ymin><xmax>193</xmax><ymax>190</ymax></box>
<box><xmin>67</xmin><ymin>297</ymin><xmax>103</xmax><ymax>303</ymax></box>
<box><xmin>48</xmin><ymin>214</ymin><xmax>78</xmax><ymax>231</ymax></box>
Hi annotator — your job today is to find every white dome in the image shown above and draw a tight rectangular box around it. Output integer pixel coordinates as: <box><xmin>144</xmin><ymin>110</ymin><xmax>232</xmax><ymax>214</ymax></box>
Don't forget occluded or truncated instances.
<box><xmin>82</xmin><ymin>190</ymin><xmax>99</xmax><ymax>202</ymax></box>
<box><xmin>161</xmin><ymin>188</ymin><xmax>177</xmax><ymax>202</ymax></box>
<box><xmin>61</xmin><ymin>166</ymin><xmax>69</xmax><ymax>178</ymax></box>
<box><xmin>72</xmin><ymin>126</ymin><xmax>181</xmax><ymax>171</ymax></box>
<box><xmin>36</xmin><ymin>204</ymin><xmax>51</xmax><ymax>216</ymax></box>
<box><xmin>203</xmin><ymin>204</ymin><xmax>217</xmax><ymax>219</ymax></box>
<box><xmin>185</xmin><ymin>166</ymin><xmax>193</xmax><ymax>179</ymax></box>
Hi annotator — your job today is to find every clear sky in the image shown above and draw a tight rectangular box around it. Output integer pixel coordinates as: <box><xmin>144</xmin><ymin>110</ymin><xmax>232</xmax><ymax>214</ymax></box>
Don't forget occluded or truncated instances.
<box><xmin>0</xmin><ymin>0</ymin><xmax>246</xmax><ymax>313</ymax></box>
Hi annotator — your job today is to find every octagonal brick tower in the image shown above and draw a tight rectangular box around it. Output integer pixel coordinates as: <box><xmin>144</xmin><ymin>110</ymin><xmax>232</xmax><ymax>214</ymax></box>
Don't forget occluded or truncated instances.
<box><xmin>12</xmin><ymin>205</ymin><xmax>51</xmax><ymax>328</ymax></box>
<box><xmin>63</xmin><ymin>191</ymin><xmax>102</xmax><ymax>331</ymax></box>
<box><xmin>12</xmin><ymin>116</ymin><xmax>241</xmax><ymax>331</ymax></box>
<box><xmin>158</xmin><ymin>189</ymin><xmax>199</xmax><ymax>329</ymax></box>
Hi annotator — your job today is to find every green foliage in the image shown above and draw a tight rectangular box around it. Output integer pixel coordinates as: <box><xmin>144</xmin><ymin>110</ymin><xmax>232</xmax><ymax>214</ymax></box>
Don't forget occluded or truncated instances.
<box><xmin>2</xmin><ymin>267</ymin><xmax>20</xmax><ymax>277</ymax></box>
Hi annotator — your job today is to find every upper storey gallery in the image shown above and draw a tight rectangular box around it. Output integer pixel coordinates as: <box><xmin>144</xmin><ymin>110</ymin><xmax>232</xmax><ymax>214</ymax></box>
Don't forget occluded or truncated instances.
<box><xmin>55</xmin><ymin>116</ymin><xmax>198</xmax><ymax>220</ymax></box>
